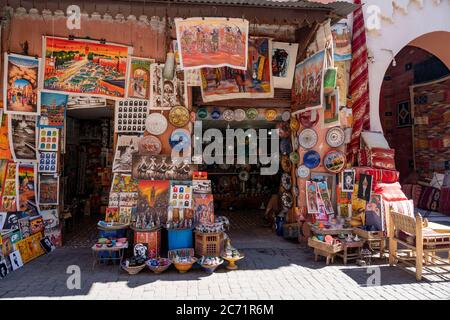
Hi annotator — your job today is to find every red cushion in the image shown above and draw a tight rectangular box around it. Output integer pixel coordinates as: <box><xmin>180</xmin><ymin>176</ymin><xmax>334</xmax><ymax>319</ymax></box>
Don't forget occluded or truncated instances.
<box><xmin>354</xmin><ymin>167</ymin><xmax>400</xmax><ymax>183</ymax></box>
<box><xmin>374</xmin><ymin>182</ymin><xmax>408</xmax><ymax>202</ymax></box>
<box><xmin>418</xmin><ymin>186</ymin><xmax>440</xmax><ymax>211</ymax></box>
<box><xmin>439</xmin><ymin>187</ymin><xmax>450</xmax><ymax>214</ymax></box>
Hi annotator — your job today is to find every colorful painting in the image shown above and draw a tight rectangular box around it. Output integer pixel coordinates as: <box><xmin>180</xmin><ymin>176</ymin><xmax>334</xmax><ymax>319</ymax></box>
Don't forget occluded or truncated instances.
<box><xmin>38</xmin><ymin>174</ymin><xmax>59</xmax><ymax>205</ymax></box>
<box><xmin>14</xmin><ymin>232</ymin><xmax>44</xmax><ymax>264</ymax></box>
<box><xmin>42</xmin><ymin>36</ymin><xmax>130</xmax><ymax>98</ymax></box>
<box><xmin>127</xmin><ymin>57</ymin><xmax>154</xmax><ymax>100</ymax></box>
<box><xmin>331</xmin><ymin>22</ymin><xmax>352</xmax><ymax>62</ymax></box>
<box><xmin>18</xmin><ymin>217</ymin><xmax>30</xmax><ymax>238</ymax></box>
<box><xmin>357</xmin><ymin>173</ymin><xmax>373</xmax><ymax>202</ymax></box>
<box><xmin>292</xmin><ymin>50</ymin><xmax>325</xmax><ymax>115</ymax></box>
<box><xmin>118</xmin><ymin>207</ymin><xmax>133</xmax><ymax>224</ymax></box>
<box><xmin>105</xmin><ymin>207</ymin><xmax>119</xmax><ymax>222</ymax></box>
<box><xmin>323</xmin><ymin>90</ymin><xmax>339</xmax><ymax>127</ymax></box>
<box><xmin>272</xmin><ymin>42</ymin><xmax>298</xmax><ymax>89</ymax></box>
<box><xmin>38</xmin><ymin>127</ymin><xmax>59</xmax><ymax>152</ymax></box>
<box><xmin>200</xmin><ymin>37</ymin><xmax>273</xmax><ymax>102</ymax></box>
<box><xmin>193</xmin><ymin>193</ymin><xmax>214</xmax><ymax>225</ymax></box>
<box><xmin>0</xmin><ymin>162</ymin><xmax>18</xmax><ymax>211</ymax></box>
<box><xmin>112</xmin><ymin>135</ymin><xmax>140</xmax><ymax>173</ymax></box>
<box><xmin>38</xmin><ymin>92</ymin><xmax>67</xmax><ymax>128</ymax></box>
<box><xmin>175</xmin><ymin>17</ymin><xmax>249</xmax><ymax>70</ymax></box>
<box><xmin>136</xmin><ymin>180</ymin><xmax>169</xmax><ymax>224</ymax></box>
<box><xmin>306</xmin><ymin>181</ymin><xmax>319</xmax><ymax>214</ymax></box>
<box><xmin>0</xmin><ymin>113</ymin><xmax>12</xmax><ymax>160</ymax></box>
<box><xmin>17</xmin><ymin>163</ymin><xmax>37</xmax><ymax>211</ymax></box>
<box><xmin>115</xmin><ymin>99</ymin><xmax>149</xmax><ymax>133</ymax></box>
<box><xmin>3</xmin><ymin>53</ymin><xmax>40</xmax><ymax>115</ymax></box>
<box><xmin>29</xmin><ymin>215</ymin><xmax>44</xmax><ymax>235</ymax></box>
<box><xmin>169</xmin><ymin>182</ymin><xmax>193</xmax><ymax>209</ymax></box>
<box><xmin>110</xmin><ymin>173</ymin><xmax>138</xmax><ymax>193</ymax></box>
<box><xmin>119</xmin><ymin>192</ymin><xmax>138</xmax><ymax>207</ymax></box>
<box><xmin>0</xmin><ymin>160</ymin><xmax>7</xmax><ymax>193</ymax></box>
<box><xmin>132</xmin><ymin>155</ymin><xmax>193</xmax><ymax>180</ymax></box>
<box><xmin>317</xmin><ymin>181</ymin><xmax>334</xmax><ymax>215</ymax></box>
<box><xmin>150</xmin><ymin>64</ymin><xmax>187</xmax><ymax>110</ymax></box>
<box><xmin>44</xmin><ymin>226</ymin><xmax>62</xmax><ymax>247</ymax></box>
<box><xmin>38</xmin><ymin>151</ymin><xmax>58</xmax><ymax>173</ymax></box>
<box><xmin>365</xmin><ymin>194</ymin><xmax>385</xmax><ymax>231</ymax></box>
<box><xmin>8</xmin><ymin>114</ymin><xmax>37</xmax><ymax>162</ymax></box>
<box><xmin>40</xmin><ymin>209</ymin><xmax>59</xmax><ymax>231</ymax></box>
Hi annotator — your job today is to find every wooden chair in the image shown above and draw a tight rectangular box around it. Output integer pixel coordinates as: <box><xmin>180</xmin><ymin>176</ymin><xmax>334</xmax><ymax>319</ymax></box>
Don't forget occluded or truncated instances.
<box><xmin>388</xmin><ymin>211</ymin><xmax>450</xmax><ymax>281</ymax></box>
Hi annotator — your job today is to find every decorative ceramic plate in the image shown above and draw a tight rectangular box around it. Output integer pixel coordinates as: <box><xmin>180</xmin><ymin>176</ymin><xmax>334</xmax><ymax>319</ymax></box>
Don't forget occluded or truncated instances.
<box><xmin>281</xmin><ymin>173</ymin><xmax>291</xmax><ymax>190</ymax></box>
<box><xmin>145</xmin><ymin>113</ymin><xmax>168</xmax><ymax>135</ymax></box>
<box><xmin>303</xmin><ymin>150</ymin><xmax>321</xmax><ymax>169</ymax></box>
<box><xmin>281</xmin><ymin>192</ymin><xmax>293</xmax><ymax>209</ymax></box>
<box><xmin>289</xmin><ymin>151</ymin><xmax>299</xmax><ymax>164</ymax></box>
<box><xmin>265</xmin><ymin>109</ymin><xmax>277</xmax><ymax>121</ymax></box>
<box><xmin>281</xmin><ymin>155</ymin><xmax>292</xmax><ymax>172</ymax></box>
<box><xmin>281</xmin><ymin>111</ymin><xmax>291</xmax><ymax>122</ymax></box>
<box><xmin>323</xmin><ymin>150</ymin><xmax>346</xmax><ymax>173</ymax></box>
<box><xmin>223</xmin><ymin>109</ymin><xmax>234</xmax><ymax>121</ymax></box>
<box><xmin>290</xmin><ymin>117</ymin><xmax>300</xmax><ymax>132</ymax></box>
<box><xmin>298</xmin><ymin>128</ymin><xmax>318</xmax><ymax>149</ymax></box>
<box><xmin>234</xmin><ymin>109</ymin><xmax>246</xmax><ymax>121</ymax></box>
<box><xmin>276</xmin><ymin>122</ymin><xmax>291</xmax><ymax>138</ymax></box>
<box><xmin>246</xmin><ymin>108</ymin><xmax>258</xmax><ymax>120</ymax></box>
<box><xmin>296</xmin><ymin>165</ymin><xmax>310</xmax><ymax>178</ymax></box>
<box><xmin>197</xmin><ymin>108</ymin><xmax>208</xmax><ymax>119</ymax></box>
<box><xmin>280</xmin><ymin>138</ymin><xmax>292</xmax><ymax>155</ymax></box>
<box><xmin>239</xmin><ymin>170</ymin><xmax>249</xmax><ymax>181</ymax></box>
<box><xmin>292</xmin><ymin>135</ymin><xmax>299</xmax><ymax>150</ymax></box>
<box><xmin>300</xmin><ymin>110</ymin><xmax>319</xmax><ymax>128</ymax></box>
<box><xmin>211</xmin><ymin>108</ymin><xmax>221</xmax><ymax>120</ymax></box>
<box><xmin>138</xmin><ymin>135</ymin><xmax>162</xmax><ymax>155</ymax></box>
<box><xmin>169</xmin><ymin>128</ymin><xmax>191</xmax><ymax>151</ymax></box>
<box><xmin>326</xmin><ymin>127</ymin><xmax>345</xmax><ymax>148</ymax></box>
<box><xmin>169</xmin><ymin>105</ymin><xmax>190</xmax><ymax>127</ymax></box>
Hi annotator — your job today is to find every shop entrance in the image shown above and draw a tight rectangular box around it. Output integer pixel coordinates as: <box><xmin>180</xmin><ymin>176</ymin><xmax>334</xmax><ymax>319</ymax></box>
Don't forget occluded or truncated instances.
<box><xmin>61</xmin><ymin>105</ymin><xmax>114</xmax><ymax>247</ymax></box>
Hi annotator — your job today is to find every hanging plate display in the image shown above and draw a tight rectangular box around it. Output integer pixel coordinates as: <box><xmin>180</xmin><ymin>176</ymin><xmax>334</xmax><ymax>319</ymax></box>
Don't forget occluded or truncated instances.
<box><xmin>145</xmin><ymin>113</ymin><xmax>168</xmax><ymax>135</ymax></box>
<box><xmin>298</xmin><ymin>128</ymin><xmax>318</xmax><ymax>149</ymax></box>
<box><xmin>280</xmin><ymin>138</ymin><xmax>292</xmax><ymax>155</ymax></box>
<box><xmin>276</xmin><ymin>122</ymin><xmax>291</xmax><ymax>138</ymax></box>
<box><xmin>296</xmin><ymin>165</ymin><xmax>310</xmax><ymax>178</ymax></box>
<box><xmin>281</xmin><ymin>192</ymin><xmax>293</xmax><ymax>209</ymax></box>
<box><xmin>325</xmin><ymin>127</ymin><xmax>345</xmax><ymax>148</ymax></box>
<box><xmin>138</xmin><ymin>135</ymin><xmax>162</xmax><ymax>155</ymax></box>
<box><xmin>292</xmin><ymin>135</ymin><xmax>299</xmax><ymax>150</ymax></box>
<box><xmin>197</xmin><ymin>108</ymin><xmax>208</xmax><ymax>120</ymax></box>
<box><xmin>281</xmin><ymin>111</ymin><xmax>291</xmax><ymax>122</ymax></box>
<box><xmin>300</xmin><ymin>110</ymin><xmax>319</xmax><ymax>128</ymax></box>
<box><xmin>281</xmin><ymin>155</ymin><xmax>292</xmax><ymax>172</ymax></box>
<box><xmin>246</xmin><ymin>108</ymin><xmax>258</xmax><ymax>120</ymax></box>
<box><xmin>234</xmin><ymin>109</ymin><xmax>246</xmax><ymax>121</ymax></box>
<box><xmin>169</xmin><ymin>105</ymin><xmax>190</xmax><ymax>127</ymax></box>
<box><xmin>290</xmin><ymin>117</ymin><xmax>300</xmax><ymax>132</ymax></box>
<box><xmin>303</xmin><ymin>150</ymin><xmax>321</xmax><ymax>169</ymax></box>
<box><xmin>289</xmin><ymin>151</ymin><xmax>299</xmax><ymax>164</ymax></box>
<box><xmin>169</xmin><ymin>128</ymin><xmax>191</xmax><ymax>150</ymax></box>
<box><xmin>223</xmin><ymin>109</ymin><xmax>234</xmax><ymax>121</ymax></box>
<box><xmin>238</xmin><ymin>170</ymin><xmax>249</xmax><ymax>181</ymax></box>
<box><xmin>323</xmin><ymin>150</ymin><xmax>346</xmax><ymax>173</ymax></box>
<box><xmin>211</xmin><ymin>108</ymin><xmax>221</xmax><ymax>120</ymax></box>
<box><xmin>265</xmin><ymin>109</ymin><xmax>277</xmax><ymax>121</ymax></box>
<box><xmin>281</xmin><ymin>173</ymin><xmax>291</xmax><ymax>190</ymax></box>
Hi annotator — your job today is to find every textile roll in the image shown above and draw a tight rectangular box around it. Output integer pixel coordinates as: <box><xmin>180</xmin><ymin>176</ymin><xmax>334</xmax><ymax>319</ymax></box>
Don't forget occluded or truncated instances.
<box><xmin>354</xmin><ymin>167</ymin><xmax>400</xmax><ymax>184</ymax></box>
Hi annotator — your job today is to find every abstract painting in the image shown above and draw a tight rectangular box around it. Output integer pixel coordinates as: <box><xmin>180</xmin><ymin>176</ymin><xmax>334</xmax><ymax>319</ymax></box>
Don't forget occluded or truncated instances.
<box><xmin>110</xmin><ymin>173</ymin><xmax>139</xmax><ymax>193</ymax></box>
<box><xmin>38</xmin><ymin>174</ymin><xmax>59</xmax><ymax>205</ymax></box>
<box><xmin>272</xmin><ymin>42</ymin><xmax>298</xmax><ymax>89</ymax></box>
<box><xmin>8</xmin><ymin>114</ymin><xmax>37</xmax><ymax>162</ymax></box>
<box><xmin>292</xmin><ymin>50</ymin><xmax>325</xmax><ymax>115</ymax></box>
<box><xmin>38</xmin><ymin>92</ymin><xmax>67</xmax><ymax>128</ymax></box>
<box><xmin>175</xmin><ymin>17</ymin><xmax>249</xmax><ymax>70</ymax></box>
<box><xmin>3</xmin><ymin>53</ymin><xmax>40</xmax><ymax>115</ymax></box>
<box><xmin>200</xmin><ymin>37</ymin><xmax>273</xmax><ymax>102</ymax></box>
<box><xmin>17</xmin><ymin>162</ymin><xmax>37</xmax><ymax>211</ymax></box>
<box><xmin>132</xmin><ymin>155</ymin><xmax>193</xmax><ymax>180</ymax></box>
<box><xmin>112</xmin><ymin>135</ymin><xmax>140</xmax><ymax>173</ymax></box>
<box><xmin>42</xmin><ymin>37</ymin><xmax>130</xmax><ymax>98</ymax></box>
<box><xmin>127</xmin><ymin>57</ymin><xmax>154</xmax><ymax>100</ymax></box>
<box><xmin>193</xmin><ymin>193</ymin><xmax>214</xmax><ymax>225</ymax></box>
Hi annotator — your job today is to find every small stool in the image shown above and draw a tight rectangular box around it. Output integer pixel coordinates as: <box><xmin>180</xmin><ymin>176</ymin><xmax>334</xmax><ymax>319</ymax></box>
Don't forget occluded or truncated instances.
<box><xmin>337</xmin><ymin>241</ymin><xmax>363</xmax><ymax>265</ymax></box>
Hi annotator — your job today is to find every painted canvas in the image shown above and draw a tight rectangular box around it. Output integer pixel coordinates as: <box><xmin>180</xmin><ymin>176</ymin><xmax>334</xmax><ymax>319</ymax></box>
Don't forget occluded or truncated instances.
<box><xmin>357</xmin><ymin>173</ymin><xmax>373</xmax><ymax>202</ymax></box>
<box><xmin>365</xmin><ymin>193</ymin><xmax>385</xmax><ymax>231</ymax></box>
<box><xmin>331</xmin><ymin>22</ymin><xmax>352</xmax><ymax>62</ymax></box>
<box><xmin>0</xmin><ymin>257</ymin><xmax>8</xmax><ymax>279</ymax></box>
<box><xmin>44</xmin><ymin>226</ymin><xmax>62</xmax><ymax>247</ymax></box>
<box><xmin>29</xmin><ymin>215</ymin><xmax>44</xmax><ymax>235</ymax></box>
<box><xmin>0</xmin><ymin>114</ymin><xmax>12</xmax><ymax>160</ymax></box>
<box><xmin>10</xmin><ymin>230</ymin><xmax>22</xmax><ymax>244</ymax></box>
<box><xmin>42</xmin><ymin>36</ymin><xmax>130</xmax><ymax>98</ymax></box>
<box><xmin>18</xmin><ymin>217</ymin><xmax>30</xmax><ymax>238</ymax></box>
<box><xmin>8</xmin><ymin>114</ymin><xmax>37</xmax><ymax>162</ymax></box>
<box><xmin>317</xmin><ymin>181</ymin><xmax>334</xmax><ymax>215</ymax></box>
<box><xmin>169</xmin><ymin>182</ymin><xmax>193</xmax><ymax>209</ymax></box>
<box><xmin>136</xmin><ymin>180</ymin><xmax>169</xmax><ymax>224</ymax></box>
<box><xmin>67</xmin><ymin>95</ymin><xmax>108</xmax><ymax>109</ymax></box>
<box><xmin>9</xmin><ymin>250</ymin><xmax>23</xmax><ymax>270</ymax></box>
<box><xmin>119</xmin><ymin>192</ymin><xmax>138</xmax><ymax>207</ymax></box>
<box><xmin>0</xmin><ymin>162</ymin><xmax>18</xmax><ymax>212</ymax></box>
<box><xmin>175</xmin><ymin>17</ymin><xmax>249</xmax><ymax>70</ymax></box>
<box><xmin>37</xmin><ymin>127</ymin><xmax>59</xmax><ymax>152</ymax></box>
<box><xmin>4</xmin><ymin>212</ymin><xmax>22</xmax><ymax>231</ymax></box>
<box><xmin>105</xmin><ymin>207</ymin><xmax>119</xmax><ymax>222</ymax></box>
<box><xmin>38</xmin><ymin>151</ymin><xmax>58</xmax><ymax>173</ymax></box>
<box><xmin>15</xmin><ymin>232</ymin><xmax>44</xmax><ymax>263</ymax></box>
<box><xmin>3</xmin><ymin>53</ymin><xmax>40</xmax><ymax>115</ymax></box>
<box><xmin>112</xmin><ymin>135</ymin><xmax>140</xmax><ymax>173</ymax></box>
<box><xmin>192</xmin><ymin>180</ymin><xmax>212</xmax><ymax>194</ymax></box>
<box><xmin>40</xmin><ymin>236</ymin><xmax>56</xmax><ymax>253</ymax></box>
<box><xmin>38</xmin><ymin>92</ymin><xmax>67</xmax><ymax>128</ymax></box>
<box><xmin>118</xmin><ymin>207</ymin><xmax>133</xmax><ymax>224</ymax></box>
<box><xmin>0</xmin><ymin>212</ymin><xmax>6</xmax><ymax>230</ymax></box>
<box><xmin>306</xmin><ymin>181</ymin><xmax>319</xmax><ymax>214</ymax></box>
<box><xmin>0</xmin><ymin>160</ymin><xmax>7</xmax><ymax>193</ymax></box>
<box><xmin>110</xmin><ymin>173</ymin><xmax>138</xmax><ymax>193</ymax></box>
<box><xmin>150</xmin><ymin>64</ymin><xmax>187</xmax><ymax>110</ymax></box>
<box><xmin>200</xmin><ymin>37</ymin><xmax>273</xmax><ymax>102</ymax></box>
<box><xmin>335</xmin><ymin>60</ymin><xmax>350</xmax><ymax>107</ymax></box>
<box><xmin>40</xmin><ymin>209</ymin><xmax>59</xmax><ymax>231</ymax></box>
<box><xmin>323</xmin><ymin>90</ymin><xmax>339</xmax><ymax>127</ymax></box>
<box><xmin>17</xmin><ymin>163</ymin><xmax>37</xmax><ymax>211</ymax></box>
<box><xmin>127</xmin><ymin>57</ymin><xmax>154</xmax><ymax>100</ymax></box>
<box><xmin>292</xmin><ymin>50</ymin><xmax>325</xmax><ymax>115</ymax></box>
<box><xmin>272</xmin><ymin>42</ymin><xmax>298</xmax><ymax>89</ymax></box>
<box><xmin>132</xmin><ymin>155</ymin><xmax>193</xmax><ymax>180</ymax></box>
<box><xmin>341</xmin><ymin>169</ymin><xmax>355</xmax><ymax>193</ymax></box>
<box><xmin>193</xmin><ymin>193</ymin><xmax>214</xmax><ymax>225</ymax></box>
<box><xmin>38</xmin><ymin>174</ymin><xmax>59</xmax><ymax>205</ymax></box>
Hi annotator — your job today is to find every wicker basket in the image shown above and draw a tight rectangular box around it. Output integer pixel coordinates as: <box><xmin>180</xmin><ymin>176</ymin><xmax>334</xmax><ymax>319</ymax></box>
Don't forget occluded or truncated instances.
<box><xmin>195</xmin><ymin>231</ymin><xmax>224</xmax><ymax>257</ymax></box>
<box><xmin>121</xmin><ymin>263</ymin><xmax>146</xmax><ymax>275</ymax></box>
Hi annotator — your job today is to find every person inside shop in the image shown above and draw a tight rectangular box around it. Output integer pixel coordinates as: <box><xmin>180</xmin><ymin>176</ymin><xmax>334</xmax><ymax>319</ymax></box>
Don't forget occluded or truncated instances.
<box><xmin>263</xmin><ymin>185</ymin><xmax>280</xmax><ymax>227</ymax></box>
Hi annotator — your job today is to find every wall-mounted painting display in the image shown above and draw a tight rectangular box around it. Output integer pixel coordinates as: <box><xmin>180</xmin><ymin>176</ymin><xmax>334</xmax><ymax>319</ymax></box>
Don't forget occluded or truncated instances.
<box><xmin>272</xmin><ymin>42</ymin><xmax>299</xmax><ymax>89</ymax></box>
<box><xmin>42</xmin><ymin>36</ymin><xmax>131</xmax><ymax>98</ymax></box>
<box><xmin>136</xmin><ymin>180</ymin><xmax>169</xmax><ymax>223</ymax></box>
<box><xmin>331</xmin><ymin>22</ymin><xmax>352</xmax><ymax>62</ymax></box>
<box><xmin>67</xmin><ymin>95</ymin><xmax>108</xmax><ymax>109</ymax></box>
<box><xmin>150</xmin><ymin>64</ymin><xmax>187</xmax><ymax>110</ymax></box>
<box><xmin>38</xmin><ymin>174</ymin><xmax>59</xmax><ymax>205</ymax></box>
<box><xmin>38</xmin><ymin>151</ymin><xmax>57</xmax><ymax>173</ymax></box>
<box><xmin>0</xmin><ymin>162</ymin><xmax>18</xmax><ymax>211</ymax></box>
<box><xmin>0</xmin><ymin>114</ymin><xmax>12</xmax><ymax>160</ymax></box>
<box><xmin>175</xmin><ymin>17</ymin><xmax>249</xmax><ymax>70</ymax></box>
<box><xmin>112</xmin><ymin>135</ymin><xmax>140</xmax><ymax>173</ymax></box>
<box><xmin>17</xmin><ymin>162</ymin><xmax>37</xmax><ymax>211</ymax></box>
<box><xmin>200</xmin><ymin>37</ymin><xmax>273</xmax><ymax>102</ymax></box>
<box><xmin>132</xmin><ymin>155</ymin><xmax>193</xmax><ymax>180</ymax></box>
<box><xmin>292</xmin><ymin>50</ymin><xmax>325</xmax><ymax>115</ymax></box>
<box><xmin>323</xmin><ymin>90</ymin><xmax>339</xmax><ymax>127</ymax></box>
<box><xmin>3</xmin><ymin>53</ymin><xmax>40</xmax><ymax>115</ymax></box>
<box><xmin>193</xmin><ymin>193</ymin><xmax>214</xmax><ymax>225</ymax></box>
<box><xmin>38</xmin><ymin>127</ymin><xmax>59</xmax><ymax>152</ymax></box>
<box><xmin>8</xmin><ymin>114</ymin><xmax>37</xmax><ymax>162</ymax></box>
<box><xmin>38</xmin><ymin>92</ymin><xmax>67</xmax><ymax>128</ymax></box>
<box><xmin>105</xmin><ymin>207</ymin><xmax>119</xmax><ymax>222</ymax></box>
<box><xmin>306</xmin><ymin>181</ymin><xmax>319</xmax><ymax>214</ymax></box>
<box><xmin>169</xmin><ymin>182</ymin><xmax>193</xmax><ymax>209</ymax></box>
<box><xmin>127</xmin><ymin>57</ymin><xmax>154</xmax><ymax>100</ymax></box>
<box><xmin>110</xmin><ymin>173</ymin><xmax>138</xmax><ymax>193</ymax></box>
<box><xmin>115</xmin><ymin>99</ymin><xmax>149</xmax><ymax>133</ymax></box>
<box><xmin>317</xmin><ymin>181</ymin><xmax>334</xmax><ymax>215</ymax></box>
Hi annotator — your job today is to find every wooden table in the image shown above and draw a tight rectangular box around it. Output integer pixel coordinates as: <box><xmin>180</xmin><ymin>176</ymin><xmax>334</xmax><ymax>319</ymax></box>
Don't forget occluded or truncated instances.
<box><xmin>91</xmin><ymin>242</ymin><xmax>128</xmax><ymax>271</ymax></box>
<box><xmin>336</xmin><ymin>240</ymin><xmax>364</xmax><ymax>265</ymax></box>
<box><xmin>308</xmin><ymin>223</ymin><xmax>354</xmax><ymax>236</ymax></box>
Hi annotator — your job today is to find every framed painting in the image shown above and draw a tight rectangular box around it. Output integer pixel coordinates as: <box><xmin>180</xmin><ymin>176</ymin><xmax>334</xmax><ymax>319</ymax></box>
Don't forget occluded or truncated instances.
<box><xmin>127</xmin><ymin>57</ymin><xmax>154</xmax><ymax>100</ymax></box>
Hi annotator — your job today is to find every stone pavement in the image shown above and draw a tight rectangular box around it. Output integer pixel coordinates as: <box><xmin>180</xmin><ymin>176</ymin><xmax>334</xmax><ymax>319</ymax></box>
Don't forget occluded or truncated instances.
<box><xmin>1</xmin><ymin>211</ymin><xmax>450</xmax><ymax>300</ymax></box>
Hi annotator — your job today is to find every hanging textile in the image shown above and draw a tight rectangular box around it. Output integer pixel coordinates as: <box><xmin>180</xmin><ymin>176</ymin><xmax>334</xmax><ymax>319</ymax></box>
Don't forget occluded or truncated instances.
<box><xmin>347</xmin><ymin>0</ymin><xmax>370</xmax><ymax>165</ymax></box>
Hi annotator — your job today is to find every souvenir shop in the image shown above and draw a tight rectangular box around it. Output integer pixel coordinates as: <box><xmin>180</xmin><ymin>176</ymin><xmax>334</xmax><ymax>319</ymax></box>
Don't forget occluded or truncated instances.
<box><xmin>0</xmin><ymin>0</ymin><xmax>448</xmax><ymax>281</ymax></box>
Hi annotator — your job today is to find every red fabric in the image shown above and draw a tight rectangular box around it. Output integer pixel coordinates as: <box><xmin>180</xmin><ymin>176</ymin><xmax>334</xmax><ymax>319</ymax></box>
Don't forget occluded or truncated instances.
<box><xmin>412</xmin><ymin>184</ymin><xmax>423</xmax><ymax>207</ymax></box>
<box><xmin>418</xmin><ymin>186</ymin><xmax>441</xmax><ymax>211</ymax></box>
<box><xmin>370</xmin><ymin>148</ymin><xmax>395</xmax><ymax>159</ymax></box>
<box><xmin>357</xmin><ymin>149</ymin><xmax>368</xmax><ymax>166</ymax></box>
<box><xmin>401</xmin><ymin>184</ymin><xmax>413</xmax><ymax>199</ymax></box>
<box><xmin>354</xmin><ymin>167</ymin><xmax>399</xmax><ymax>183</ymax></box>
<box><xmin>371</xmin><ymin>156</ymin><xmax>396</xmax><ymax>170</ymax></box>
<box><xmin>373</xmin><ymin>182</ymin><xmax>408</xmax><ymax>202</ymax></box>
<box><xmin>439</xmin><ymin>187</ymin><xmax>450</xmax><ymax>214</ymax></box>
<box><xmin>346</xmin><ymin>0</ymin><xmax>370</xmax><ymax>165</ymax></box>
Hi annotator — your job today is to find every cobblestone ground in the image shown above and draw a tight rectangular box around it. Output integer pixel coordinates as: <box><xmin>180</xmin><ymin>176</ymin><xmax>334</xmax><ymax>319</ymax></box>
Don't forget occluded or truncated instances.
<box><xmin>1</xmin><ymin>211</ymin><xmax>450</xmax><ymax>300</ymax></box>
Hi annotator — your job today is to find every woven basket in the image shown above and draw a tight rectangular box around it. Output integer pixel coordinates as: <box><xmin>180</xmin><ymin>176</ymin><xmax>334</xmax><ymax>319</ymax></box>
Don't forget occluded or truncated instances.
<box><xmin>146</xmin><ymin>259</ymin><xmax>172</xmax><ymax>274</ymax></box>
<box><xmin>121</xmin><ymin>263</ymin><xmax>146</xmax><ymax>275</ymax></box>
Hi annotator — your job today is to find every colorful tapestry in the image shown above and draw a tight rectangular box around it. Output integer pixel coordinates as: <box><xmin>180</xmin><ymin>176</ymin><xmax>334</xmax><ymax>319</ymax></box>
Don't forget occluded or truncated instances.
<box><xmin>272</xmin><ymin>42</ymin><xmax>299</xmax><ymax>89</ymax></box>
<box><xmin>38</xmin><ymin>92</ymin><xmax>67</xmax><ymax>128</ymax></box>
<box><xmin>3</xmin><ymin>53</ymin><xmax>40</xmax><ymax>115</ymax></box>
<box><xmin>292</xmin><ymin>50</ymin><xmax>325</xmax><ymax>115</ymax></box>
<box><xmin>127</xmin><ymin>57</ymin><xmax>154</xmax><ymax>100</ymax></box>
<box><xmin>17</xmin><ymin>162</ymin><xmax>37</xmax><ymax>211</ymax></box>
<box><xmin>175</xmin><ymin>17</ymin><xmax>249</xmax><ymax>70</ymax></box>
<box><xmin>42</xmin><ymin>37</ymin><xmax>130</xmax><ymax>98</ymax></box>
<box><xmin>200</xmin><ymin>37</ymin><xmax>273</xmax><ymax>102</ymax></box>
<box><xmin>8</xmin><ymin>114</ymin><xmax>37</xmax><ymax>162</ymax></box>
